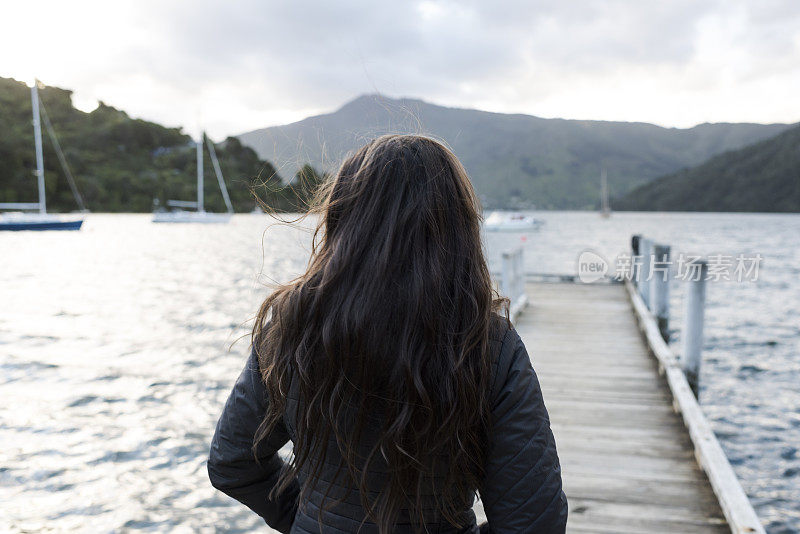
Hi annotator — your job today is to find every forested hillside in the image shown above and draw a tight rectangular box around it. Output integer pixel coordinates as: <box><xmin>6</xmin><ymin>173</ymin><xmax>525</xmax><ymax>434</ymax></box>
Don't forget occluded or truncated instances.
<box><xmin>615</xmin><ymin>124</ymin><xmax>800</xmax><ymax>212</ymax></box>
<box><xmin>0</xmin><ymin>77</ymin><xmax>321</xmax><ymax>213</ymax></box>
<box><xmin>4</xmin><ymin>78</ymin><xmax>792</xmax><ymax>213</ymax></box>
<box><xmin>238</xmin><ymin>94</ymin><xmax>792</xmax><ymax>209</ymax></box>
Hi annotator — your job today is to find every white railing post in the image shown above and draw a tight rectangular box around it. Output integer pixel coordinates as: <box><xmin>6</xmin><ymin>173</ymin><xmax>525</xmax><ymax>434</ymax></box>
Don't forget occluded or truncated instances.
<box><xmin>514</xmin><ymin>248</ymin><xmax>524</xmax><ymax>307</ymax></box>
<box><xmin>650</xmin><ymin>244</ymin><xmax>671</xmax><ymax>341</ymax></box>
<box><xmin>639</xmin><ymin>238</ymin><xmax>653</xmax><ymax>310</ymax></box>
<box><xmin>501</xmin><ymin>247</ymin><xmax>527</xmax><ymax>322</ymax></box>
<box><xmin>501</xmin><ymin>250</ymin><xmax>512</xmax><ymax>301</ymax></box>
<box><xmin>681</xmin><ymin>260</ymin><xmax>708</xmax><ymax>397</ymax></box>
<box><xmin>631</xmin><ymin>235</ymin><xmax>642</xmax><ymax>285</ymax></box>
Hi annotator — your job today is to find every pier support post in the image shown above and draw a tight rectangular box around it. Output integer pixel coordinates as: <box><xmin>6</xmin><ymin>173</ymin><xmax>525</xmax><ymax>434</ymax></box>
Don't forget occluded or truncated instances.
<box><xmin>681</xmin><ymin>261</ymin><xmax>708</xmax><ymax>397</ymax></box>
<box><xmin>650</xmin><ymin>244</ymin><xmax>671</xmax><ymax>341</ymax></box>
<box><xmin>639</xmin><ymin>238</ymin><xmax>653</xmax><ymax>310</ymax></box>
<box><xmin>501</xmin><ymin>248</ymin><xmax>527</xmax><ymax>321</ymax></box>
<box><xmin>631</xmin><ymin>235</ymin><xmax>642</xmax><ymax>285</ymax></box>
<box><xmin>513</xmin><ymin>247</ymin><xmax>524</xmax><ymax>306</ymax></box>
<box><xmin>501</xmin><ymin>251</ymin><xmax>512</xmax><ymax>300</ymax></box>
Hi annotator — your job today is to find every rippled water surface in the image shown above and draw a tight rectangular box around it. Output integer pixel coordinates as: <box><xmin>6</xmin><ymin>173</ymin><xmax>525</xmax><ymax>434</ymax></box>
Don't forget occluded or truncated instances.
<box><xmin>1</xmin><ymin>212</ymin><xmax>798</xmax><ymax>533</ymax></box>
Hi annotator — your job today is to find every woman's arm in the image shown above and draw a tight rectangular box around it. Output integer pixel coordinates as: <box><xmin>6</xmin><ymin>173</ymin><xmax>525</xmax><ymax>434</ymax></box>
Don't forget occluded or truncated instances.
<box><xmin>479</xmin><ymin>328</ymin><xmax>568</xmax><ymax>533</ymax></box>
<box><xmin>207</xmin><ymin>347</ymin><xmax>299</xmax><ymax>533</ymax></box>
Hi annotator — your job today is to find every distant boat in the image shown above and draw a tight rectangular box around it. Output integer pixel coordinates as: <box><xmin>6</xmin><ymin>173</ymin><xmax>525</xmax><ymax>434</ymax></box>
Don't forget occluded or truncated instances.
<box><xmin>153</xmin><ymin>132</ymin><xmax>233</xmax><ymax>223</ymax></box>
<box><xmin>484</xmin><ymin>211</ymin><xmax>544</xmax><ymax>232</ymax></box>
<box><xmin>600</xmin><ymin>168</ymin><xmax>611</xmax><ymax>218</ymax></box>
<box><xmin>0</xmin><ymin>80</ymin><xmax>86</xmax><ymax>231</ymax></box>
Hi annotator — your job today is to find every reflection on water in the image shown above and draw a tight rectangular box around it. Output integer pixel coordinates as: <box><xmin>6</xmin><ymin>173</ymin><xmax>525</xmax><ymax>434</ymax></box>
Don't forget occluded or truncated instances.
<box><xmin>1</xmin><ymin>212</ymin><xmax>798</xmax><ymax>532</ymax></box>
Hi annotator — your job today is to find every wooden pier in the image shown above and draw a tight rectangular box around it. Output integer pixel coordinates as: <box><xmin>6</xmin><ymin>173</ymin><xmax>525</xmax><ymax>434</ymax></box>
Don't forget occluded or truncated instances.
<box><xmin>483</xmin><ymin>244</ymin><xmax>765</xmax><ymax>534</ymax></box>
<box><xmin>519</xmin><ymin>281</ymin><xmax>726</xmax><ymax>533</ymax></box>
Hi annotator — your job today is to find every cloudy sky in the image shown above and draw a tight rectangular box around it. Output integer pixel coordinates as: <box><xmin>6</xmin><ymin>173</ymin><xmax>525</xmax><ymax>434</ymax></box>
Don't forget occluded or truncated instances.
<box><xmin>2</xmin><ymin>0</ymin><xmax>798</xmax><ymax>139</ymax></box>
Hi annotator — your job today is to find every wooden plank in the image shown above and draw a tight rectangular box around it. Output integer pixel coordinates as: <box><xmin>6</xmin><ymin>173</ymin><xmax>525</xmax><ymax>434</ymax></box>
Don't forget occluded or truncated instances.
<box><xmin>568</xmin><ymin>524</ymin><xmax>728</xmax><ymax>534</ymax></box>
<box><xmin>550</xmin><ymin>422</ymin><xmax>693</xmax><ymax>441</ymax></box>
<box><xmin>566</xmin><ymin>497</ymin><xmax>727</xmax><ymax>526</ymax></box>
<box><xmin>538</xmin><ymin>376</ymin><xmax>672</xmax><ymax>394</ymax></box>
<box><xmin>557</xmin><ymin>451</ymin><xmax>705</xmax><ymax>479</ymax></box>
<box><xmin>537</xmin><ymin>374</ymin><xmax>672</xmax><ymax>392</ymax></box>
<box><xmin>533</xmin><ymin>365</ymin><xmax>661</xmax><ymax>379</ymax></box>
<box><xmin>563</xmin><ymin>473</ymin><xmax>723</xmax><ymax>508</ymax></box>
<box><xmin>542</xmin><ymin>397</ymin><xmax>678</xmax><ymax>414</ymax></box>
<box><xmin>556</xmin><ymin>465</ymin><xmax>707</xmax><ymax>485</ymax></box>
<box><xmin>554</xmin><ymin>437</ymin><xmax>692</xmax><ymax>459</ymax></box>
<box><xmin>543</xmin><ymin>391</ymin><xmax>672</xmax><ymax>405</ymax></box>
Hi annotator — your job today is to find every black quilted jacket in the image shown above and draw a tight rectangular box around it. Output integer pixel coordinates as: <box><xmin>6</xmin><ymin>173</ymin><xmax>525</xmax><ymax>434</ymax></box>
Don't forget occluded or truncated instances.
<box><xmin>208</xmin><ymin>317</ymin><xmax>568</xmax><ymax>533</ymax></box>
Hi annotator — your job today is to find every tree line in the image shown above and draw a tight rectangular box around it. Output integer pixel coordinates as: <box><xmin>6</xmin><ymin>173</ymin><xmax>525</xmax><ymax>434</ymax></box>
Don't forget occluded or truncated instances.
<box><xmin>0</xmin><ymin>76</ymin><xmax>324</xmax><ymax>213</ymax></box>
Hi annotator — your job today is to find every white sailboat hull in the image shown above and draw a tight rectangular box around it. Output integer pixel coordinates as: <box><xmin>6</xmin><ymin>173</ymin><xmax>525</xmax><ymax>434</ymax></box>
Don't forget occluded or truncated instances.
<box><xmin>484</xmin><ymin>221</ymin><xmax>544</xmax><ymax>232</ymax></box>
<box><xmin>152</xmin><ymin>211</ymin><xmax>231</xmax><ymax>224</ymax></box>
<box><xmin>484</xmin><ymin>211</ymin><xmax>544</xmax><ymax>232</ymax></box>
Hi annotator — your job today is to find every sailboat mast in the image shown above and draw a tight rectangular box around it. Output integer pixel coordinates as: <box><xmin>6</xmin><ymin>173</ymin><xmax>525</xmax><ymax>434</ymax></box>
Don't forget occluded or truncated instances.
<box><xmin>600</xmin><ymin>168</ymin><xmax>609</xmax><ymax>214</ymax></box>
<box><xmin>206</xmin><ymin>134</ymin><xmax>234</xmax><ymax>214</ymax></box>
<box><xmin>31</xmin><ymin>81</ymin><xmax>46</xmax><ymax>214</ymax></box>
<box><xmin>196</xmin><ymin>134</ymin><xmax>204</xmax><ymax>213</ymax></box>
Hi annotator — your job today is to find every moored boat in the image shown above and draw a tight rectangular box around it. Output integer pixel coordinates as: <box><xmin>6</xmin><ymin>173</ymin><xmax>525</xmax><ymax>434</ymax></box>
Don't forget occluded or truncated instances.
<box><xmin>152</xmin><ymin>210</ymin><xmax>231</xmax><ymax>224</ymax></box>
<box><xmin>0</xmin><ymin>80</ymin><xmax>86</xmax><ymax>231</ymax></box>
<box><xmin>484</xmin><ymin>211</ymin><xmax>544</xmax><ymax>232</ymax></box>
<box><xmin>0</xmin><ymin>212</ymin><xmax>83</xmax><ymax>231</ymax></box>
<box><xmin>153</xmin><ymin>131</ymin><xmax>234</xmax><ymax>224</ymax></box>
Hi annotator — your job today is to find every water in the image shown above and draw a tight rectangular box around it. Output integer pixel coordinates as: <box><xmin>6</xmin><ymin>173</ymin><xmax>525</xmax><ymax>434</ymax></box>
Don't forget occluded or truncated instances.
<box><xmin>1</xmin><ymin>212</ymin><xmax>798</xmax><ymax>533</ymax></box>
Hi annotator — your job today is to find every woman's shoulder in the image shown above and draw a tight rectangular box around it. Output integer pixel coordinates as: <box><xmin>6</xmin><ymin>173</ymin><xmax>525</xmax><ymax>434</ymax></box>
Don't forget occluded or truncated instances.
<box><xmin>488</xmin><ymin>311</ymin><xmax>521</xmax><ymax>356</ymax></box>
<box><xmin>487</xmin><ymin>312</ymin><xmax>529</xmax><ymax>400</ymax></box>
<box><xmin>488</xmin><ymin>312</ymin><xmax>510</xmax><ymax>342</ymax></box>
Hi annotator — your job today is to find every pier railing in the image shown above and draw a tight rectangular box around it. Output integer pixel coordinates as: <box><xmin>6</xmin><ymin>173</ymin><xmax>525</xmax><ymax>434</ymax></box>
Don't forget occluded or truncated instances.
<box><xmin>631</xmin><ymin>234</ymin><xmax>709</xmax><ymax>394</ymax></box>
<box><xmin>628</xmin><ymin>234</ymin><xmax>764</xmax><ymax>534</ymax></box>
<box><xmin>498</xmin><ymin>247</ymin><xmax>528</xmax><ymax>322</ymax></box>
<box><xmin>489</xmin><ymin>237</ymin><xmax>763</xmax><ymax>533</ymax></box>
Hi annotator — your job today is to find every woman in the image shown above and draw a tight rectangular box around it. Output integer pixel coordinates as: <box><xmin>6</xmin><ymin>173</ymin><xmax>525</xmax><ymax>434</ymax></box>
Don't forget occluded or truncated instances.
<box><xmin>208</xmin><ymin>135</ymin><xmax>567</xmax><ymax>533</ymax></box>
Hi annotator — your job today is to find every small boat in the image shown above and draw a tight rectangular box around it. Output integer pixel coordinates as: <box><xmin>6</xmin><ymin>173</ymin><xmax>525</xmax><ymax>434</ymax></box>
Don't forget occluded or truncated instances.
<box><xmin>152</xmin><ymin>210</ymin><xmax>232</xmax><ymax>224</ymax></box>
<box><xmin>484</xmin><ymin>211</ymin><xmax>544</xmax><ymax>232</ymax></box>
<box><xmin>0</xmin><ymin>80</ymin><xmax>86</xmax><ymax>231</ymax></box>
<box><xmin>153</xmin><ymin>132</ymin><xmax>233</xmax><ymax>223</ymax></box>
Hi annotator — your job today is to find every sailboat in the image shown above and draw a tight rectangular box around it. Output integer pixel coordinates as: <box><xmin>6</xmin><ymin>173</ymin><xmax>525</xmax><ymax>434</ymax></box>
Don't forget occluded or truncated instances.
<box><xmin>0</xmin><ymin>80</ymin><xmax>86</xmax><ymax>231</ymax></box>
<box><xmin>152</xmin><ymin>132</ymin><xmax>233</xmax><ymax>223</ymax></box>
<box><xmin>484</xmin><ymin>211</ymin><xmax>544</xmax><ymax>231</ymax></box>
<box><xmin>600</xmin><ymin>168</ymin><xmax>611</xmax><ymax>219</ymax></box>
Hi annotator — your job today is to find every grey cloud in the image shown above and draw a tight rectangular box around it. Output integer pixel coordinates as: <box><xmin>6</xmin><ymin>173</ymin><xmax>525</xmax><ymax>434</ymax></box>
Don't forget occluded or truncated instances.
<box><xmin>32</xmin><ymin>0</ymin><xmax>800</xmax><ymax>134</ymax></box>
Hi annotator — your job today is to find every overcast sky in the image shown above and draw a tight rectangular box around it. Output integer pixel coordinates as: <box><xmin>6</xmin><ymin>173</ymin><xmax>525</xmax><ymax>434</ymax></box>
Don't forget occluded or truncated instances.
<box><xmin>2</xmin><ymin>0</ymin><xmax>798</xmax><ymax>139</ymax></box>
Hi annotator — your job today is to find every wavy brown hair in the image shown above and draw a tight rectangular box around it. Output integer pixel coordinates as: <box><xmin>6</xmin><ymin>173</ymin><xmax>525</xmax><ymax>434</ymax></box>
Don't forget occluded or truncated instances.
<box><xmin>252</xmin><ymin>134</ymin><xmax>507</xmax><ymax>532</ymax></box>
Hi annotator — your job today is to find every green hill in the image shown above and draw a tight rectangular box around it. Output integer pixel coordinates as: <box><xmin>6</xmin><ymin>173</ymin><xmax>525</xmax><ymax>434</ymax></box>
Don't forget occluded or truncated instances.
<box><xmin>0</xmin><ymin>76</ymin><xmax>320</xmax><ymax>213</ymax></box>
<box><xmin>615</xmin><ymin>124</ymin><xmax>800</xmax><ymax>212</ymax></box>
<box><xmin>237</xmin><ymin>94</ymin><xmax>792</xmax><ymax>209</ymax></box>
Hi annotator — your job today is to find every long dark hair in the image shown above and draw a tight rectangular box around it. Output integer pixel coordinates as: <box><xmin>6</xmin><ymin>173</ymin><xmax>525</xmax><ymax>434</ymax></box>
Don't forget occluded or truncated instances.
<box><xmin>252</xmin><ymin>134</ymin><xmax>507</xmax><ymax>532</ymax></box>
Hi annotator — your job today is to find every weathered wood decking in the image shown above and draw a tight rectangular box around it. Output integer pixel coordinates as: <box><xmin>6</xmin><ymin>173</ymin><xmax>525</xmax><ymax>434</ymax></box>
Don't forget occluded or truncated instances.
<box><xmin>517</xmin><ymin>281</ymin><xmax>728</xmax><ymax>533</ymax></box>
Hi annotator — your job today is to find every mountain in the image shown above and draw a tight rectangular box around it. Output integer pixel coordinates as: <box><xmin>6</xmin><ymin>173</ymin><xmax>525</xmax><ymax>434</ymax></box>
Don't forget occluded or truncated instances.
<box><xmin>0</xmin><ymin>76</ymin><xmax>320</xmax><ymax>213</ymax></box>
<box><xmin>614</xmin><ymin>124</ymin><xmax>800</xmax><ymax>212</ymax></box>
<box><xmin>238</xmin><ymin>94</ymin><xmax>793</xmax><ymax>209</ymax></box>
